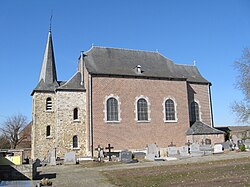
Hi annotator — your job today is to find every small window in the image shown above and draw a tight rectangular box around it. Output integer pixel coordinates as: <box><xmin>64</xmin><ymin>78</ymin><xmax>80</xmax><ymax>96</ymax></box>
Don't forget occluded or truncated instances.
<box><xmin>165</xmin><ymin>99</ymin><xmax>176</xmax><ymax>121</ymax></box>
<box><xmin>107</xmin><ymin>98</ymin><xmax>118</xmax><ymax>121</ymax></box>
<box><xmin>73</xmin><ymin>135</ymin><xmax>78</xmax><ymax>148</ymax></box>
<box><xmin>46</xmin><ymin>97</ymin><xmax>52</xmax><ymax>111</ymax></box>
<box><xmin>46</xmin><ymin>125</ymin><xmax>51</xmax><ymax>137</ymax></box>
<box><xmin>137</xmin><ymin>98</ymin><xmax>148</xmax><ymax>121</ymax></box>
<box><xmin>191</xmin><ymin>101</ymin><xmax>200</xmax><ymax>123</ymax></box>
<box><xmin>73</xmin><ymin>108</ymin><xmax>79</xmax><ymax>120</ymax></box>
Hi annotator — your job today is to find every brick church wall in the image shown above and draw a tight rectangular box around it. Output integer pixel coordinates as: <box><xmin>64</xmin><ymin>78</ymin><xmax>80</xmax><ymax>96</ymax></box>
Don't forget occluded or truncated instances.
<box><xmin>188</xmin><ymin>83</ymin><xmax>212</xmax><ymax>126</ymax></box>
<box><xmin>91</xmin><ymin>76</ymin><xmax>191</xmax><ymax>150</ymax></box>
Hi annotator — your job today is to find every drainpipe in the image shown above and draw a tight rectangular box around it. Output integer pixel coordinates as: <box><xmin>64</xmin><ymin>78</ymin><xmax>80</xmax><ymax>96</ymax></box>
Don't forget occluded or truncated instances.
<box><xmin>208</xmin><ymin>84</ymin><xmax>214</xmax><ymax>128</ymax></box>
<box><xmin>88</xmin><ymin>74</ymin><xmax>93</xmax><ymax>157</ymax></box>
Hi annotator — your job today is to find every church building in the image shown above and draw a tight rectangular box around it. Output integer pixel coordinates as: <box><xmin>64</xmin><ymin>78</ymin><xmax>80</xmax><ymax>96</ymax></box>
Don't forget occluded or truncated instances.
<box><xmin>31</xmin><ymin>31</ymin><xmax>224</xmax><ymax>160</ymax></box>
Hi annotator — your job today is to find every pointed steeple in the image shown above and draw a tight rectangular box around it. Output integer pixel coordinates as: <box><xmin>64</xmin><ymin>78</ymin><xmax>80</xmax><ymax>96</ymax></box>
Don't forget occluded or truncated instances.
<box><xmin>39</xmin><ymin>31</ymin><xmax>57</xmax><ymax>84</ymax></box>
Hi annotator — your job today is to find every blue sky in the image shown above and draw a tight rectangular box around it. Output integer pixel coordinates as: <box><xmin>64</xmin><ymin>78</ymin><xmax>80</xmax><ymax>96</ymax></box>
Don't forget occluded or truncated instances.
<box><xmin>0</xmin><ymin>0</ymin><xmax>249</xmax><ymax>127</ymax></box>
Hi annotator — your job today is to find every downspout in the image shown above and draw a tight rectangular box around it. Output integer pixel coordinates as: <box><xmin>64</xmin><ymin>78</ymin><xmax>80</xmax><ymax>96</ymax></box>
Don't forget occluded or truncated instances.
<box><xmin>88</xmin><ymin>74</ymin><xmax>93</xmax><ymax>157</ymax></box>
<box><xmin>208</xmin><ymin>84</ymin><xmax>214</xmax><ymax>128</ymax></box>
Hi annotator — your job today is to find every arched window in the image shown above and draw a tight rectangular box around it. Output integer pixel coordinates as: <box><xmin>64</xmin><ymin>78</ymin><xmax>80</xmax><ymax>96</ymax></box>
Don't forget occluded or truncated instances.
<box><xmin>46</xmin><ymin>125</ymin><xmax>51</xmax><ymax>137</ymax></box>
<box><xmin>73</xmin><ymin>135</ymin><xmax>78</xmax><ymax>148</ymax></box>
<box><xmin>137</xmin><ymin>98</ymin><xmax>148</xmax><ymax>121</ymax></box>
<box><xmin>73</xmin><ymin>108</ymin><xmax>78</xmax><ymax>120</ymax></box>
<box><xmin>165</xmin><ymin>99</ymin><xmax>176</xmax><ymax>121</ymax></box>
<box><xmin>46</xmin><ymin>97</ymin><xmax>52</xmax><ymax>111</ymax></box>
<box><xmin>107</xmin><ymin>97</ymin><xmax>118</xmax><ymax>121</ymax></box>
<box><xmin>191</xmin><ymin>101</ymin><xmax>200</xmax><ymax>123</ymax></box>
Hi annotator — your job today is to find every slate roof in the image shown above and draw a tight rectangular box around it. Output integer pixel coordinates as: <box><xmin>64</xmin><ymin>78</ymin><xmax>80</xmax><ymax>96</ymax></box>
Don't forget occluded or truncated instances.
<box><xmin>57</xmin><ymin>72</ymin><xmax>85</xmax><ymax>91</ymax></box>
<box><xmin>32</xmin><ymin>31</ymin><xmax>85</xmax><ymax>94</ymax></box>
<box><xmin>84</xmin><ymin>46</ymin><xmax>210</xmax><ymax>84</ymax></box>
<box><xmin>186</xmin><ymin>121</ymin><xmax>224</xmax><ymax>135</ymax></box>
<box><xmin>39</xmin><ymin>31</ymin><xmax>57</xmax><ymax>84</ymax></box>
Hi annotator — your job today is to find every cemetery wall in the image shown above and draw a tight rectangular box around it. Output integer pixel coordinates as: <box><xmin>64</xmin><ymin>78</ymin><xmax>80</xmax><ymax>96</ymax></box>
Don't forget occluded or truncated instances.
<box><xmin>91</xmin><ymin>76</ymin><xmax>190</xmax><ymax>150</ymax></box>
<box><xmin>188</xmin><ymin>83</ymin><xmax>212</xmax><ymax>126</ymax></box>
<box><xmin>32</xmin><ymin>92</ymin><xmax>57</xmax><ymax>160</ymax></box>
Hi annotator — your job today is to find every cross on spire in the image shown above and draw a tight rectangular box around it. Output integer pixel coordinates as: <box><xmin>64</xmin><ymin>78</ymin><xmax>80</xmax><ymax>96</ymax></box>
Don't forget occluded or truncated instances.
<box><xmin>49</xmin><ymin>10</ymin><xmax>53</xmax><ymax>32</ymax></box>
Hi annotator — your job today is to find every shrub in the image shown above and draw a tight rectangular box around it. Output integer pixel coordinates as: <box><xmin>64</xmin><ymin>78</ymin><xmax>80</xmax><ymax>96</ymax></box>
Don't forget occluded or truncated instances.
<box><xmin>239</xmin><ymin>145</ymin><xmax>246</xmax><ymax>152</ymax></box>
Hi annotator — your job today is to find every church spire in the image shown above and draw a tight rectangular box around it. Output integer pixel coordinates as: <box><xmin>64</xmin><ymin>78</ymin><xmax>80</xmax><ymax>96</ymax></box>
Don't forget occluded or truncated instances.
<box><xmin>39</xmin><ymin>31</ymin><xmax>57</xmax><ymax>84</ymax></box>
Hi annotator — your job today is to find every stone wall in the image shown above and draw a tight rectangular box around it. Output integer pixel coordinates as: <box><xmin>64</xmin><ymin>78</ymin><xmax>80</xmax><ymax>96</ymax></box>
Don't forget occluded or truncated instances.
<box><xmin>56</xmin><ymin>90</ymin><xmax>87</xmax><ymax>158</ymax></box>
<box><xmin>186</xmin><ymin>134</ymin><xmax>224</xmax><ymax>145</ymax></box>
<box><xmin>32</xmin><ymin>92</ymin><xmax>57</xmax><ymax>160</ymax></box>
<box><xmin>32</xmin><ymin>90</ymin><xmax>87</xmax><ymax>160</ymax></box>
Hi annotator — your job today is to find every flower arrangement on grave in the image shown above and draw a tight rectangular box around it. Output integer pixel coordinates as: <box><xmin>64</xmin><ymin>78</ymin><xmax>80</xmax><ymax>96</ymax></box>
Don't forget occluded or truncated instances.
<box><xmin>40</xmin><ymin>178</ymin><xmax>52</xmax><ymax>186</ymax></box>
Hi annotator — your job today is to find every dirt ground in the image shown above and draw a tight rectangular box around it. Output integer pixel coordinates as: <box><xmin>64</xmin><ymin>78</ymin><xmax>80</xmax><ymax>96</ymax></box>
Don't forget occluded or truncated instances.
<box><xmin>33</xmin><ymin>151</ymin><xmax>250</xmax><ymax>187</ymax></box>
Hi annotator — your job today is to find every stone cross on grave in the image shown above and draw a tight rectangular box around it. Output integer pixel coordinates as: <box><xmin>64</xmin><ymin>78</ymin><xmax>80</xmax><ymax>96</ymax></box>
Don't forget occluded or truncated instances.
<box><xmin>95</xmin><ymin>145</ymin><xmax>103</xmax><ymax>162</ymax></box>
<box><xmin>105</xmin><ymin>143</ymin><xmax>114</xmax><ymax>161</ymax></box>
<box><xmin>168</xmin><ymin>141</ymin><xmax>176</xmax><ymax>147</ymax></box>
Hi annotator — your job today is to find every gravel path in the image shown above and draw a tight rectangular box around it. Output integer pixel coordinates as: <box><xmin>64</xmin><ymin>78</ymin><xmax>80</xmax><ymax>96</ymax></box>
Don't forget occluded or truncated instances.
<box><xmin>35</xmin><ymin>151</ymin><xmax>250</xmax><ymax>187</ymax></box>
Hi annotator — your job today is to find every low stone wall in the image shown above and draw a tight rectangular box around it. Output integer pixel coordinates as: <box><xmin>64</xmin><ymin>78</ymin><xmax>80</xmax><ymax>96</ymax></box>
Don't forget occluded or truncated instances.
<box><xmin>0</xmin><ymin>159</ymin><xmax>39</xmax><ymax>180</ymax></box>
<box><xmin>186</xmin><ymin>134</ymin><xmax>225</xmax><ymax>145</ymax></box>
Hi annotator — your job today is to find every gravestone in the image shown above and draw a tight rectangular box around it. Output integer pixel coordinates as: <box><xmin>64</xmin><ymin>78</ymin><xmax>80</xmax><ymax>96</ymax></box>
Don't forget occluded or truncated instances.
<box><xmin>190</xmin><ymin>143</ymin><xmax>200</xmax><ymax>152</ymax></box>
<box><xmin>48</xmin><ymin>148</ymin><xmax>56</xmax><ymax>165</ymax></box>
<box><xmin>167</xmin><ymin>147</ymin><xmax>178</xmax><ymax>156</ymax></box>
<box><xmin>221</xmin><ymin>141</ymin><xmax>232</xmax><ymax>150</ymax></box>
<box><xmin>213</xmin><ymin>144</ymin><xmax>223</xmax><ymax>154</ymax></box>
<box><xmin>133</xmin><ymin>152</ymin><xmax>146</xmax><ymax>160</ymax></box>
<box><xmin>190</xmin><ymin>143</ymin><xmax>203</xmax><ymax>157</ymax></box>
<box><xmin>232</xmin><ymin>135</ymin><xmax>240</xmax><ymax>149</ymax></box>
<box><xmin>145</xmin><ymin>144</ymin><xmax>159</xmax><ymax>161</ymax></box>
<box><xmin>200</xmin><ymin>144</ymin><xmax>213</xmax><ymax>155</ymax></box>
<box><xmin>64</xmin><ymin>151</ymin><xmax>76</xmax><ymax>165</ymax></box>
<box><xmin>95</xmin><ymin>145</ymin><xmax>104</xmax><ymax>162</ymax></box>
<box><xmin>105</xmin><ymin>144</ymin><xmax>114</xmax><ymax>161</ymax></box>
<box><xmin>120</xmin><ymin>150</ymin><xmax>132</xmax><ymax>163</ymax></box>
<box><xmin>179</xmin><ymin>146</ymin><xmax>189</xmax><ymax>157</ymax></box>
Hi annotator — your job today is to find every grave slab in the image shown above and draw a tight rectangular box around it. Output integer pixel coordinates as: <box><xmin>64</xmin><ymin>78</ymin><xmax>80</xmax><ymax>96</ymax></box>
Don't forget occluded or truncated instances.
<box><xmin>64</xmin><ymin>151</ymin><xmax>76</xmax><ymax>165</ymax></box>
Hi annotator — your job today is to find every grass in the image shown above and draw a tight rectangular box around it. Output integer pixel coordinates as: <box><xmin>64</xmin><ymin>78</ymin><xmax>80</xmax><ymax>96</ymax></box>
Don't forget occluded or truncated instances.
<box><xmin>102</xmin><ymin>157</ymin><xmax>250</xmax><ymax>187</ymax></box>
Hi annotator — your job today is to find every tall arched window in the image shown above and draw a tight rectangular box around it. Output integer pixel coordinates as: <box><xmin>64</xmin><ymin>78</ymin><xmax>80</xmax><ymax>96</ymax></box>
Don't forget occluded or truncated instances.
<box><xmin>165</xmin><ymin>99</ymin><xmax>176</xmax><ymax>121</ymax></box>
<box><xmin>191</xmin><ymin>101</ymin><xmax>200</xmax><ymax>123</ymax></box>
<box><xmin>46</xmin><ymin>97</ymin><xmax>52</xmax><ymax>111</ymax></box>
<box><xmin>46</xmin><ymin>125</ymin><xmax>51</xmax><ymax>137</ymax></box>
<box><xmin>73</xmin><ymin>135</ymin><xmax>78</xmax><ymax>148</ymax></box>
<box><xmin>107</xmin><ymin>97</ymin><xmax>118</xmax><ymax>121</ymax></box>
<box><xmin>73</xmin><ymin>108</ymin><xmax>78</xmax><ymax>120</ymax></box>
<box><xmin>137</xmin><ymin>98</ymin><xmax>148</xmax><ymax>121</ymax></box>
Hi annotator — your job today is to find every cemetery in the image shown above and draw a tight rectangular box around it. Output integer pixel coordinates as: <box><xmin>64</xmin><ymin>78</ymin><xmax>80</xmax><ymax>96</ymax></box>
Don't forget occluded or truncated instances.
<box><xmin>1</xmin><ymin>138</ymin><xmax>250</xmax><ymax>186</ymax></box>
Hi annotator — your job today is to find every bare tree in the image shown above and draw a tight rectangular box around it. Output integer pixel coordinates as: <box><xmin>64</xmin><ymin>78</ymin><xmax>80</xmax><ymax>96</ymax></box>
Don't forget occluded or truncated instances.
<box><xmin>232</xmin><ymin>48</ymin><xmax>250</xmax><ymax>124</ymax></box>
<box><xmin>0</xmin><ymin>114</ymin><xmax>28</xmax><ymax>149</ymax></box>
<box><xmin>0</xmin><ymin>134</ymin><xmax>11</xmax><ymax>149</ymax></box>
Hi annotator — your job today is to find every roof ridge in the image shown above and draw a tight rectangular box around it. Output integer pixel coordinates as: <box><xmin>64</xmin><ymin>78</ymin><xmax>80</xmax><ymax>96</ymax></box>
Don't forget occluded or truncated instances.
<box><xmin>176</xmin><ymin>63</ymin><xmax>196</xmax><ymax>67</ymax></box>
<box><xmin>86</xmin><ymin>45</ymin><xmax>161</xmax><ymax>54</ymax></box>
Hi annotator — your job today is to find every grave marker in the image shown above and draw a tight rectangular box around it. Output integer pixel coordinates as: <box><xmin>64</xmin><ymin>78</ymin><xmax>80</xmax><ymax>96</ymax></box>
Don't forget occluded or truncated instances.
<box><xmin>95</xmin><ymin>145</ymin><xmax>104</xmax><ymax>162</ymax></box>
<box><xmin>64</xmin><ymin>151</ymin><xmax>76</xmax><ymax>165</ymax></box>
<box><xmin>105</xmin><ymin>144</ymin><xmax>114</xmax><ymax>161</ymax></box>
<box><xmin>214</xmin><ymin>144</ymin><xmax>223</xmax><ymax>154</ymax></box>
<box><xmin>48</xmin><ymin>148</ymin><xmax>56</xmax><ymax>165</ymax></box>
<box><xmin>167</xmin><ymin>147</ymin><xmax>178</xmax><ymax>156</ymax></box>
<box><xmin>120</xmin><ymin>150</ymin><xmax>132</xmax><ymax>163</ymax></box>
